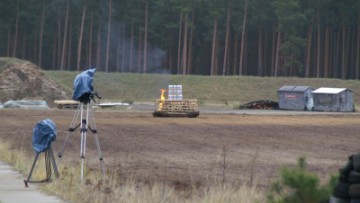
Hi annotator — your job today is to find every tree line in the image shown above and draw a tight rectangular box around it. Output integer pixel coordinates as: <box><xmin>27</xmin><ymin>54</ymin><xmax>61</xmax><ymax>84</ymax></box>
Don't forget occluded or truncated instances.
<box><xmin>0</xmin><ymin>0</ymin><xmax>359</xmax><ymax>79</ymax></box>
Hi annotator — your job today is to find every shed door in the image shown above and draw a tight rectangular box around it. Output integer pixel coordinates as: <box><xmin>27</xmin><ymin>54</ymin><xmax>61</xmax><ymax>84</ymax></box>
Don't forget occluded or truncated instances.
<box><xmin>339</xmin><ymin>92</ymin><xmax>346</xmax><ymax>110</ymax></box>
<box><xmin>340</xmin><ymin>92</ymin><xmax>346</xmax><ymax>103</ymax></box>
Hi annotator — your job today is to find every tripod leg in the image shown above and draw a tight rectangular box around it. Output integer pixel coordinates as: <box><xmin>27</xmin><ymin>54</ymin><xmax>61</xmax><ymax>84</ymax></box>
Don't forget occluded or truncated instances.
<box><xmin>58</xmin><ymin>104</ymin><xmax>82</xmax><ymax>163</ymax></box>
<box><xmin>58</xmin><ymin>131</ymin><xmax>72</xmax><ymax>161</ymax></box>
<box><xmin>47</xmin><ymin>148</ymin><xmax>59</xmax><ymax>181</ymax></box>
<box><xmin>80</xmin><ymin>130</ymin><xmax>86</xmax><ymax>181</ymax></box>
<box><xmin>80</xmin><ymin>103</ymin><xmax>87</xmax><ymax>181</ymax></box>
<box><xmin>89</xmin><ymin>106</ymin><xmax>105</xmax><ymax>177</ymax></box>
<box><xmin>49</xmin><ymin>148</ymin><xmax>59</xmax><ymax>178</ymax></box>
<box><xmin>24</xmin><ymin>153</ymin><xmax>40</xmax><ymax>187</ymax></box>
<box><xmin>94</xmin><ymin>133</ymin><xmax>105</xmax><ymax>177</ymax></box>
<box><xmin>45</xmin><ymin>150</ymin><xmax>51</xmax><ymax>181</ymax></box>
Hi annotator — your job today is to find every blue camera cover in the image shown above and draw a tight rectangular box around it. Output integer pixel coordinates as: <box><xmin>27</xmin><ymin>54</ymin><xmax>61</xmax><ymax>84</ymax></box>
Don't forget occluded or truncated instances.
<box><xmin>32</xmin><ymin>119</ymin><xmax>57</xmax><ymax>153</ymax></box>
<box><xmin>72</xmin><ymin>68</ymin><xmax>96</xmax><ymax>101</ymax></box>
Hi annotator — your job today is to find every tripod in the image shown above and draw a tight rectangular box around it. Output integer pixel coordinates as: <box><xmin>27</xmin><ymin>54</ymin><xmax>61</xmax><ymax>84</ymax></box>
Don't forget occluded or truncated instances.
<box><xmin>24</xmin><ymin>147</ymin><xmax>59</xmax><ymax>187</ymax></box>
<box><xmin>58</xmin><ymin>100</ymin><xmax>105</xmax><ymax>181</ymax></box>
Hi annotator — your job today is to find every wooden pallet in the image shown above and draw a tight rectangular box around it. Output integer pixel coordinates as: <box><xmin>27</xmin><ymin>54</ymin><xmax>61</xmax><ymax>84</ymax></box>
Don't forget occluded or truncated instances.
<box><xmin>54</xmin><ymin>100</ymin><xmax>79</xmax><ymax>109</ymax></box>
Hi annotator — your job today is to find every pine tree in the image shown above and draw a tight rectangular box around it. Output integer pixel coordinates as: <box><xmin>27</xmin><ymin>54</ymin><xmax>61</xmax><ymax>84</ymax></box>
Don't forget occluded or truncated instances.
<box><xmin>267</xmin><ymin>157</ymin><xmax>337</xmax><ymax>203</ymax></box>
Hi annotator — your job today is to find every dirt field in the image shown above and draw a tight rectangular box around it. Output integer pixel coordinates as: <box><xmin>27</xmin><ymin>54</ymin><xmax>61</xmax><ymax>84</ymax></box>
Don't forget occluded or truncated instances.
<box><xmin>1</xmin><ymin>108</ymin><xmax>360</xmax><ymax>189</ymax></box>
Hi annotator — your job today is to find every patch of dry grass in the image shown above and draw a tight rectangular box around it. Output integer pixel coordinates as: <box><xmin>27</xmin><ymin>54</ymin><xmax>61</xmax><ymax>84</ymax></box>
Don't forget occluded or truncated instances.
<box><xmin>0</xmin><ymin>139</ymin><xmax>265</xmax><ymax>203</ymax></box>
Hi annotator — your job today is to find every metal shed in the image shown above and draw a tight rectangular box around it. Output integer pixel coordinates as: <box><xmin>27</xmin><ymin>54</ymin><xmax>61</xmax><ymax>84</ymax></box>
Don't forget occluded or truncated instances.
<box><xmin>277</xmin><ymin>86</ymin><xmax>314</xmax><ymax>110</ymax></box>
<box><xmin>312</xmin><ymin>87</ymin><xmax>354</xmax><ymax>112</ymax></box>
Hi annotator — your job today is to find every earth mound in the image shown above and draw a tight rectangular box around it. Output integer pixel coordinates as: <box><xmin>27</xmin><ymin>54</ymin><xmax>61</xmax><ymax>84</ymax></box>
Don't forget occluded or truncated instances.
<box><xmin>0</xmin><ymin>58</ymin><xmax>68</xmax><ymax>104</ymax></box>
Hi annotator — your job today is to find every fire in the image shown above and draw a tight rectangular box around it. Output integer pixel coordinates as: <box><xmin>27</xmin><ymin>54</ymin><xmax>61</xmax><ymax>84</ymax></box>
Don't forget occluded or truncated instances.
<box><xmin>158</xmin><ymin>89</ymin><xmax>166</xmax><ymax>110</ymax></box>
<box><xmin>160</xmin><ymin>89</ymin><xmax>166</xmax><ymax>101</ymax></box>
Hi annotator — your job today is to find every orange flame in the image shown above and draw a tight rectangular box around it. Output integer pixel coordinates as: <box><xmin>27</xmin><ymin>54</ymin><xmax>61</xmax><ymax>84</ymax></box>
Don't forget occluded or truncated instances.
<box><xmin>160</xmin><ymin>89</ymin><xmax>166</xmax><ymax>101</ymax></box>
<box><xmin>158</xmin><ymin>89</ymin><xmax>166</xmax><ymax>110</ymax></box>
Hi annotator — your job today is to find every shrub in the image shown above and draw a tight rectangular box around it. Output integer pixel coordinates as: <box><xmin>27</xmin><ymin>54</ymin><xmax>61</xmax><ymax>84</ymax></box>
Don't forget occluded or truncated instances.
<box><xmin>267</xmin><ymin>157</ymin><xmax>337</xmax><ymax>203</ymax></box>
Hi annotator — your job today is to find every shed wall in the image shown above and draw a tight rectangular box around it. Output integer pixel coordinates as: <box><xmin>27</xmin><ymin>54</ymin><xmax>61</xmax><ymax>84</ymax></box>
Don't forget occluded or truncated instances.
<box><xmin>278</xmin><ymin>88</ymin><xmax>313</xmax><ymax>110</ymax></box>
<box><xmin>278</xmin><ymin>92</ymin><xmax>306</xmax><ymax>110</ymax></box>
<box><xmin>313</xmin><ymin>90</ymin><xmax>353</xmax><ymax>112</ymax></box>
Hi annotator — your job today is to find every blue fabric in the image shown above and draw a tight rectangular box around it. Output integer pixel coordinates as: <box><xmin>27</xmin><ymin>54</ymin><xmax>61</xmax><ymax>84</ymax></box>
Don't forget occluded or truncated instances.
<box><xmin>32</xmin><ymin>119</ymin><xmax>57</xmax><ymax>153</ymax></box>
<box><xmin>72</xmin><ymin>68</ymin><xmax>96</xmax><ymax>101</ymax></box>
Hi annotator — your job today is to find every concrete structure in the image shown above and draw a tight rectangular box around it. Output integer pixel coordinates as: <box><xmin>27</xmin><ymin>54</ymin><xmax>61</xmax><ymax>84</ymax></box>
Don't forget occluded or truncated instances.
<box><xmin>312</xmin><ymin>87</ymin><xmax>354</xmax><ymax>112</ymax></box>
<box><xmin>0</xmin><ymin>160</ymin><xmax>66</xmax><ymax>203</ymax></box>
<box><xmin>277</xmin><ymin>86</ymin><xmax>314</xmax><ymax>111</ymax></box>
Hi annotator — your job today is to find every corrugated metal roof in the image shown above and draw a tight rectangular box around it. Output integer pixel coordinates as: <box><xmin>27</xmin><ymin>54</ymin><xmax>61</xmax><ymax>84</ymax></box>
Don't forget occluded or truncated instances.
<box><xmin>312</xmin><ymin>87</ymin><xmax>348</xmax><ymax>94</ymax></box>
<box><xmin>278</xmin><ymin>86</ymin><xmax>295</xmax><ymax>91</ymax></box>
<box><xmin>293</xmin><ymin>86</ymin><xmax>313</xmax><ymax>92</ymax></box>
<box><xmin>278</xmin><ymin>86</ymin><xmax>312</xmax><ymax>92</ymax></box>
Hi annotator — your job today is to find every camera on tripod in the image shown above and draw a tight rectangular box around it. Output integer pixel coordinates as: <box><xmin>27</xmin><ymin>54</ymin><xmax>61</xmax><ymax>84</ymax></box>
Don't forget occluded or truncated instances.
<box><xmin>72</xmin><ymin>68</ymin><xmax>102</xmax><ymax>104</ymax></box>
<box><xmin>58</xmin><ymin>67</ymin><xmax>105</xmax><ymax>181</ymax></box>
<box><xmin>24</xmin><ymin>119</ymin><xmax>59</xmax><ymax>187</ymax></box>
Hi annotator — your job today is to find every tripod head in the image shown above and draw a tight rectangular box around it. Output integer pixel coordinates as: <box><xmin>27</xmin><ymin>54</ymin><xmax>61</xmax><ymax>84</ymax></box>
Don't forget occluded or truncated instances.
<box><xmin>78</xmin><ymin>91</ymin><xmax>102</xmax><ymax>104</ymax></box>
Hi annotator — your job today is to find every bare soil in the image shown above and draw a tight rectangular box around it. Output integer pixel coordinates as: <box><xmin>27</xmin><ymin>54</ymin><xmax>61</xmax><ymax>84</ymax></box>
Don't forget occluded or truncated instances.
<box><xmin>1</xmin><ymin>109</ymin><xmax>360</xmax><ymax>189</ymax></box>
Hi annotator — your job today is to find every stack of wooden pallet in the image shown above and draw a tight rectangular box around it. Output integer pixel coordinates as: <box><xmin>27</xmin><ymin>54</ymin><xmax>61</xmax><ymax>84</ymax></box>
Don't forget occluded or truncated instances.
<box><xmin>153</xmin><ymin>99</ymin><xmax>199</xmax><ymax>117</ymax></box>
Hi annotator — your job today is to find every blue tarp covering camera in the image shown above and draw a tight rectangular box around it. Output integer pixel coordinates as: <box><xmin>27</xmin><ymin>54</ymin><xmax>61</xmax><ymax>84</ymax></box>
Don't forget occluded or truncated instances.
<box><xmin>32</xmin><ymin>119</ymin><xmax>57</xmax><ymax>153</ymax></box>
<box><xmin>72</xmin><ymin>68</ymin><xmax>96</xmax><ymax>101</ymax></box>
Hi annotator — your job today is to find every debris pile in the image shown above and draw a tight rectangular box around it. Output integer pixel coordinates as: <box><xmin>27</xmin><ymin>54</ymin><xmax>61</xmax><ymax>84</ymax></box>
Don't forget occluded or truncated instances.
<box><xmin>239</xmin><ymin>100</ymin><xmax>279</xmax><ymax>110</ymax></box>
<box><xmin>0</xmin><ymin>59</ymin><xmax>68</xmax><ymax>104</ymax></box>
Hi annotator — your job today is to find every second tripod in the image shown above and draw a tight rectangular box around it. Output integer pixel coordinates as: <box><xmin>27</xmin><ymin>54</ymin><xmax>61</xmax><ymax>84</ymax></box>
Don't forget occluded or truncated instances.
<box><xmin>58</xmin><ymin>102</ymin><xmax>105</xmax><ymax>181</ymax></box>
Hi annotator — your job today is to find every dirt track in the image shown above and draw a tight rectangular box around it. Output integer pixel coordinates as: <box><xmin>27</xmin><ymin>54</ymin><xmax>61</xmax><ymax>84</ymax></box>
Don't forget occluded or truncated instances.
<box><xmin>1</xmin><ymin>108</ymin><xmax>360</xmax><ymax>188</ymax></box>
